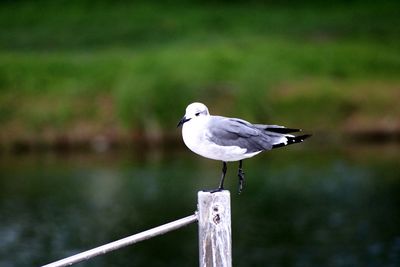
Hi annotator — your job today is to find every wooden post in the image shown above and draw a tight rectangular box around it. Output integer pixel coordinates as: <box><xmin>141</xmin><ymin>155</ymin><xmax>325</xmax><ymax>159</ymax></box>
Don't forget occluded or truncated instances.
<box><xmin>198</xmin><ymin>190</ymin><xmax>232</xmax><ymax>267</ymax></box>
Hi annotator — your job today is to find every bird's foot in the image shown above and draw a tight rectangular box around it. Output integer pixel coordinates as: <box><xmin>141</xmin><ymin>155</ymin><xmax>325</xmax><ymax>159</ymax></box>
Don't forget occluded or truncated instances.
<box><xmin>210</xmin><ymin>187</ymin><xmax>224</xmax><ymax>193</ymax></box>
<box><xmin>238</xmin><ymin>168</ymin><xmax>245</xmax><ymax>194</ymax></box>
<box><xmin>202</xmin><ymin>187</ymin><xmax>224</xmax><ymax>194</ymax></box>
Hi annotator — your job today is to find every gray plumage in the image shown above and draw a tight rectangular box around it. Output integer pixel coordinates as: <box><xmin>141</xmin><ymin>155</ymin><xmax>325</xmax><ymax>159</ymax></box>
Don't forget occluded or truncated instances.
<box><xmin>207</xmin><ymin>116</ymin><xmax>286</xmax><ymax>153</ymax></box>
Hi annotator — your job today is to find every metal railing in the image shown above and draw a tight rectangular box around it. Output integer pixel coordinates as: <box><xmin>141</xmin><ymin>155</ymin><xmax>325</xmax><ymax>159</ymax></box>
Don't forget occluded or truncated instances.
<box><xmin>42</xmin><ymin>190</ymin><xmax>232</xmax><ymax>267</ymax></box>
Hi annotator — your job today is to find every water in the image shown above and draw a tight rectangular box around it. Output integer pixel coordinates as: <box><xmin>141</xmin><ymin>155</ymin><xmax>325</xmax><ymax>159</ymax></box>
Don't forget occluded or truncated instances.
<box><xmin>0</xmin><ymin>144</ymin><xmax>399</xmax><ymax>267</ymax></box>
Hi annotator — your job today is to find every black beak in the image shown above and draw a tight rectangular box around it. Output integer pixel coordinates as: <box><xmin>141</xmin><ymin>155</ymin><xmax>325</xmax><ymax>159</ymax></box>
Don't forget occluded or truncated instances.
<box><xmin>177</xmin><ymin>116</ymin><xmax>191</xmax><ymax>128</ymax></box>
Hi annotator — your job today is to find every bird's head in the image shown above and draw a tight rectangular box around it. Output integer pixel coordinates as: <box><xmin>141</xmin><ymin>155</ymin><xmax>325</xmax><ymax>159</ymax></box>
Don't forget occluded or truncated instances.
<box><xmin>177</xmin><ymin>102</ymin><xmax>210</xmax><ymax>127</ymax></box>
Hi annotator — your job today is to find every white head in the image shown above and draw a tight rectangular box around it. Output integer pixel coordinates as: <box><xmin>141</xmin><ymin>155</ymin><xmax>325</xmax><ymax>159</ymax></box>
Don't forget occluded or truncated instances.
<box><xmin>177</xmin><ymin>102</ymin><xmax>210</xmax><ymax>127</ymax></box>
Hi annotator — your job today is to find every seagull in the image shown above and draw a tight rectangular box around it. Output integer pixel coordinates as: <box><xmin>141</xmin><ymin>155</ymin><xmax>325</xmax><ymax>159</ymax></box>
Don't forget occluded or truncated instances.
<box><xmin>177</xmin><ymin>102</ymin><xmax>311</xmax><ymax>193</ymax></box>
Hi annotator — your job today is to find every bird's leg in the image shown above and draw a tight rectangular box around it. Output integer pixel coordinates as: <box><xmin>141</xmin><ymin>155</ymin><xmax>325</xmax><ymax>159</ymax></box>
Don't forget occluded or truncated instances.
<box><xmin>211</xmin><ymin>161</ymin><xmax>227</xmax><ymax>193</ymax></box>
<box><xmin>238</xmin><ymin>160</ymin><xmax>245</xmax><ymax>194</ymax></box>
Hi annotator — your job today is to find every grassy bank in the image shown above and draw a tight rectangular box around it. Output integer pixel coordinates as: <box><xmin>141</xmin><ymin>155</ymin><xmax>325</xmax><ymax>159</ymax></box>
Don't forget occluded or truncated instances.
<box><xmin>1</xmin><ymin>1</ymin><xmax>399</xmax><ymax>148</ymax></box>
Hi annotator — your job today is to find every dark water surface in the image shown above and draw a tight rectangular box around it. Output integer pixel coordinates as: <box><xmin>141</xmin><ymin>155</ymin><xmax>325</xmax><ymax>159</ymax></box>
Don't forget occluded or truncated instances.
<box><xmin>0</xmin><ymin>144</ymin><xmax>399</xmax><ymax>267</ymax></box>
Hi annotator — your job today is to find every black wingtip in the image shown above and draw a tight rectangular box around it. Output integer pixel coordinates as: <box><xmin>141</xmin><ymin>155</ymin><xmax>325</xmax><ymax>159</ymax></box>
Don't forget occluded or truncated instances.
<box><xmin>266</xmin><ymin>127</ymin><xmax>302</xmax><ymax>134</ymax></box>
<box><xmin>289</xmin><ymin>134</ymin><xmax>312</xmax><ymax>143</ymax></box>
<box><xmin>272</xmin><ymin>134</ymin><xmax>312</xmax><ymax>149</ymax></box>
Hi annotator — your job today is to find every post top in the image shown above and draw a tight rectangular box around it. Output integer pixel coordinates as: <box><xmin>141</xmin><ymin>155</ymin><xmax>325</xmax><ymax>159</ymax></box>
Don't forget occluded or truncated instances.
<box><xmin>197</xmin><ymin>190</ymin><xmax>230</xmax><ymax>197</ymax></box>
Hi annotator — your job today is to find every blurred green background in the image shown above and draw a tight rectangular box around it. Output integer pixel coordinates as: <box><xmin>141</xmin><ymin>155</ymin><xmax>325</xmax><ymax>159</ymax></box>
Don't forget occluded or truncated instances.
<box><xmin>0</xmin><ymin>1</ymin><xmax>399</xmax><ymax>267</ymax></box>
<box><xmin>1</xmin><ymin>0</ymin><xmax>399</xmax><ymax>149</ymax></box>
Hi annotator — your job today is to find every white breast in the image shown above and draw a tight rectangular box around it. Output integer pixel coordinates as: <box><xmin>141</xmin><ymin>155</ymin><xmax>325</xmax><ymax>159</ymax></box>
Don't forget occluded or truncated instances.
<box><xmin>181</xmin><ymin>117</ymin><xmax>261</xmax><ymax>162</ymax></box>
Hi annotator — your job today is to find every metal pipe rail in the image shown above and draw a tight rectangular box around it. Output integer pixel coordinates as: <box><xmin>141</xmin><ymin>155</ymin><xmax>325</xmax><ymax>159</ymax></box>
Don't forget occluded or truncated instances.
<box><xmin>42</xmin><ymin>191</ymin><xmax>231</xmax><ymax>267</ymax></box>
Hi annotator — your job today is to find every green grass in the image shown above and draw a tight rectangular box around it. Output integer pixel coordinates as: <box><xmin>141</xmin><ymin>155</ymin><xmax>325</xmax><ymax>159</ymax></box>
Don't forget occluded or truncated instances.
<box><xmin>1</xmin><ymin>1</ymin><xmax>399</xmax><ymax>51</ymax></box>
<box><xmin>0</xmin><ymin>1</ymin><xmax>399</xmax><ymax>144</ymax></box>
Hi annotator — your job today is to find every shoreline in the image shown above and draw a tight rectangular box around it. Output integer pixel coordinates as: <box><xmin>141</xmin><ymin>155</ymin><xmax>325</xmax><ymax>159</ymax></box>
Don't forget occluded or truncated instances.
<box><xmin>1</xmin><ymin>129</ymin><xmax>399</xmax><ymax>155</ymax></box>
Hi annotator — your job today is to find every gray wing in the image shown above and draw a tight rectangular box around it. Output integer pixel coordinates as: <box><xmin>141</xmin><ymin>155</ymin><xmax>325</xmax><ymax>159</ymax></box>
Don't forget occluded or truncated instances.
<box><xmin>207</xmin><ymin>116</ymin><xmax>282</xmax><ymax>152</ymax></box>
<box><xmin>253</xmin><ymin>124</ymin><xmax>301</xmax><ymax>134</ymax></box>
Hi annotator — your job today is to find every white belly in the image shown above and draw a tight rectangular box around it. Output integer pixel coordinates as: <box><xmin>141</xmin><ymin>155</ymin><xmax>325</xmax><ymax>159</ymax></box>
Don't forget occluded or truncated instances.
<box><xmin>182</xmin><ymin>119</ymin><xmax>261</xmax><ymax>162</ymax></box>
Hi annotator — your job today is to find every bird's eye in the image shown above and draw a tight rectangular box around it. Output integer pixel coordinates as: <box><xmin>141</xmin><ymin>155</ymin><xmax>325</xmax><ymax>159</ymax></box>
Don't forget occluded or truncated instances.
<box><xmin>195</xmin><ymin>112</ymin><xmax>200</xmax><ymax>116</ymax></box>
